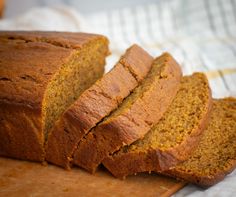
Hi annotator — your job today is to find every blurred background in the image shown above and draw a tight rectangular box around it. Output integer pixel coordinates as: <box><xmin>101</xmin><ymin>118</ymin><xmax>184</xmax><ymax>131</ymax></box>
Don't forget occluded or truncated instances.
<box><xmin>0</xmin><ymin>0</ymin><xmax>236</xmax><ymax>196</ymax></box>
<box><xmin>1</xmin><ymin>0</ymin><xmax>235</xmax><ymax>99</ymax></box>
<box><xmin>3</xmin><ymin>0</ymin><xmax>160</xmax><ymax>17</ymax></box>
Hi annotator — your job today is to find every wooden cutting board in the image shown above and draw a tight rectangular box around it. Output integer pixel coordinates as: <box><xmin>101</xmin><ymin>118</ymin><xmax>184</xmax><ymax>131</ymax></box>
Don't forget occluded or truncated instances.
<box><xmin>0</xmin><ymin>157</ymin><xmax>185</xmax><ymax>197</ymax></box>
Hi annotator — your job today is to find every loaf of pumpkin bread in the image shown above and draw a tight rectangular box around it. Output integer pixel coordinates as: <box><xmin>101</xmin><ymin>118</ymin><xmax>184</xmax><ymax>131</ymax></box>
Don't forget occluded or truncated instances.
<box><xmin>103</xmin><ymin>73</ymin><xmax>212</xmax><ymax>178</ymax></box>
<box><xmin>46</xmin><ymin>44</ymin><xmax>153</xmax><ymax>169</ymax></box>
<box><xmin>0</xmin><ymin>31</ymin><xmax>109</xmax><ymax>162</ymax></box>
<box><xmin>164</xmin><ymin>98</ymin><xmax>236</xmax><ymax>187</ymax></box>
<box><xmin>73</xmin><ymin>53</ymin><xmax>182</xmax><ymax>173</ymax></box>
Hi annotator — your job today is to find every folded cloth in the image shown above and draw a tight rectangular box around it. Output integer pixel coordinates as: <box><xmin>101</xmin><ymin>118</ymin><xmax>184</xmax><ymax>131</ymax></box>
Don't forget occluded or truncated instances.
<box><xmin>0</xmin><ymin>0</ymin><xmax>235</xmax><ymax>196</ymax></box>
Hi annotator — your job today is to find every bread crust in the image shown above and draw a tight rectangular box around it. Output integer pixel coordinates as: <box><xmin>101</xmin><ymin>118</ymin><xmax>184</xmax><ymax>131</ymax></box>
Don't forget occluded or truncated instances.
<box><xmin>73</xmin><ymin>53</ymin><xmax>182</xmax><ymax>173</ymax></box>
<box><xmin>45</xmin><ymin>45</ymin><xmax>154</xmax><ymax>169</ymax></box>
<box><xmin>164</xmin><ymin>159</ymin><xmax>236</xmax><ymax>187</ymax></box>
<box><xmin>0</xmin><ymin>31</ymin><xmax>108</xmax><ymax>161</ymax></box>
<box><xmin>0</xmin><ymin>102</ymin><xmax>44</xmax><ymax>161</ymax></box>
<box><xmin>0</xmin><ymin>31</ymin><xmax>107</xmax><ymax>49</ymax></box>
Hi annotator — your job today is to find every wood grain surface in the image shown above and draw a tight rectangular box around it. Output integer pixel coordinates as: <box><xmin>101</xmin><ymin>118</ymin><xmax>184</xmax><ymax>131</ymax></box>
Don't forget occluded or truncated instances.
<box><xmin>0</xmin><ymin>157</ymin><xmax>186</xmax><ymax>197</ymax></box>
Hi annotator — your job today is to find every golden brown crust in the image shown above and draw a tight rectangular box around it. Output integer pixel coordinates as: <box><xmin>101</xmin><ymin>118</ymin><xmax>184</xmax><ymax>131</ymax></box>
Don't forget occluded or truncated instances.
<box><xmin>120</xmin><ymin>44</ymin><xmax>153</xmax><ymax>82</ymax></box>
<box><xmin>103</xmin><ymin>73</ymin><xmax>212</xmax><ymax>178</ymax></box>
<box><xmin>0</xmin><ymin>102</ymin><xmax>44</xmax><ymax>161</ymax></box>
<box><xmin>0</xmin><ymin>31</ymin><xmax>107</xmax><ymax>49</ymax></box>
<box><xmin>0</xmin><ymin>31</ymin><xmax>108</xmax><ymax>162</ymax></box>
<box><xmin>73</xmin><ymin>53</ymin><xmax>182</xmax><ymax>173</ymax></box>
<box><xmin>45</xmin><ymin>44</ymin><xmax>153</xmax><ymax>169</ymax></box>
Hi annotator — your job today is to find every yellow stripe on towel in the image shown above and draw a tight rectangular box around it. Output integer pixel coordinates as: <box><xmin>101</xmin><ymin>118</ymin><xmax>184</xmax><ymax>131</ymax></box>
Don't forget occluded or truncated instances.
<box><xmin>205</xmin><ymin>68</ymin><xmax>236</xmax><ymax>79</ymax></box>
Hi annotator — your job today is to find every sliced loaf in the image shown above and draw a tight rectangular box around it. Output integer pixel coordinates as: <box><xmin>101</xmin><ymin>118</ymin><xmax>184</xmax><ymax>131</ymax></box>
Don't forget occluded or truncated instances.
<box><xmin>73</xmin><ymin>53</ymin><xmax>182</xmax><ymax>173</ymax></box>
<box><xmin>163</xmin><ymin>98</ymin><xmax>236</xmax><ymax>187</ymax></box>
<box><xmin>45</xmin><ymin>44</ymin><xmax>153</xmax><ymax>169</ymax></box>
<box><xmin>0</xmin><ymin>31</ymin><xmax>109</xmax><ymax>162</ymax></box>
<box><xmin>103</xmin><ymin>73</ymin><xmax>212</xmax><ymax>178</ymax></box>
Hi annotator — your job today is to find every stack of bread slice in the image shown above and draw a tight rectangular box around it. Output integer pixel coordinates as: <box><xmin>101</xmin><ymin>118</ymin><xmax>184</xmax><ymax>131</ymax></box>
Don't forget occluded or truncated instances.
<box><xmin>0</xmin><ymin>31</ymin><xmax>235</xmax><ymax>187</ymax></box>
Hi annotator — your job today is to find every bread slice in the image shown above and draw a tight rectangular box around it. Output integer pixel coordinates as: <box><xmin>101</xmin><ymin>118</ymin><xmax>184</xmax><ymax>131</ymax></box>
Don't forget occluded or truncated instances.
<box><xmin>45</xmin><ymin>44</ymin><xmax>153</xmax><ymax>169</ymax></box>
<box><xmin>103</xmin><ymin>73</ymin><xmax>212</xmax><ymax>179</ymax></box>
<box><xmin>0</xmin><ymin>31</ymin><xmax>109</xmax><ymax>162</ymax></box>
<box><xmin>163</xmin><ymin>98</ymin><xmax>236</xmax><ymax>187</ymax></box>
<box><xmin>73</xmin><ymin>53</ymin><xmax>182</xmax><ymax>173</ymax></box>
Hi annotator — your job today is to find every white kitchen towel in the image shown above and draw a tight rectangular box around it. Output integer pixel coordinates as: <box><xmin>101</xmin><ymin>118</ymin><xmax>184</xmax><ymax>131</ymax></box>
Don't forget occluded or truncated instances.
<box><xmin>86</xmin><ymin>0</ymin><xmax>236</xmax><ymax>98</ymax></box>
<box><xmin>0</xmin><ymin>0</ymin><xmax>235</xmax><ymax>196</ymax></box>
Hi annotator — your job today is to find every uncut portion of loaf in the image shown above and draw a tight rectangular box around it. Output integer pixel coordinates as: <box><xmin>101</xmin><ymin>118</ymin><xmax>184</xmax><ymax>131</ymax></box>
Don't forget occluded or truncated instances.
<box><xmin>73</xmin><ymin>53</ymin><xmax>182</xmax><ymax>173</ymax></box>
<box><xmin>0</xmin><ymin>31</ymin><xmax>109</xmax><ymax>162</ymax></box>
<box><xmin>103</xmin><ymin>73</ymin><xmax>212</xmax><ymax>178</ymax></box>
<box><xmin>45</xmin><ymin>44</ymin><xmax>153</xmax><ymax>169</ymax></box>
<box><xmin>164</xmin><ymin>98</ymin><xmax>236</xmax><ymax>187</ymax></box>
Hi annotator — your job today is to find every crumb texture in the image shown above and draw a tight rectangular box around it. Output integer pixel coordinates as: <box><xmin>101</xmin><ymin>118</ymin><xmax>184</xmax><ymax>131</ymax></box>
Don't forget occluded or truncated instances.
<box><xmin>125</xmin><ymin>73</ymin><xmax>210</xmax><ymax>152</ymax></box>
<box><xmin>166</xmin><ymin>98</ymin><xmax>236</xmax><ymax>186</ymax></box>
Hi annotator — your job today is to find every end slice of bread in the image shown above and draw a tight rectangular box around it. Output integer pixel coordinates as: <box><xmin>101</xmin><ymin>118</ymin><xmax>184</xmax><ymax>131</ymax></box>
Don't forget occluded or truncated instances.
<box><xmin>73</xmin><ymin>53</ymin><xmax>182</xmax><ymax>173</ymax></box>
<box><xmin>103</xmin><ymin>73</ymin><xmax>212</xmax><ymax>178</ymax></box>
<box><xmin>163</xmin><ymin>98</ymin><xmax>236</xmax><ymax>187</ymax></box>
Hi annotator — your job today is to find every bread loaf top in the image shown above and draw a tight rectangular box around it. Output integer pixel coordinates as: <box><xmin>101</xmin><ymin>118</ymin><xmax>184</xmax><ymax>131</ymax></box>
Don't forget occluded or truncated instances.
<box><xmin>0</xmin><ymin>31</ymin><xmax>108</xmax><ymax>107</ymax></box>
